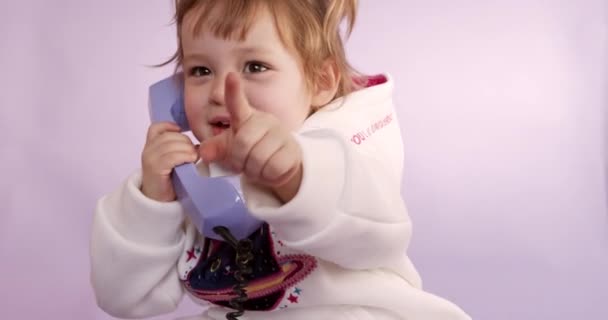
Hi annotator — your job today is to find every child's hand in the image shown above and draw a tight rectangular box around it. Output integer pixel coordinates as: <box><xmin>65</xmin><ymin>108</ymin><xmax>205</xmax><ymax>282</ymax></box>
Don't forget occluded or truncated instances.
<box><xmin>200</xmin><ymin>73</ymin><xmax>303</xmax><ymax>202</ymax></box>
<box><xmin>140</xmin><ymin>122</ymin><xmax>198</xmax><ymax>202</ymax></box>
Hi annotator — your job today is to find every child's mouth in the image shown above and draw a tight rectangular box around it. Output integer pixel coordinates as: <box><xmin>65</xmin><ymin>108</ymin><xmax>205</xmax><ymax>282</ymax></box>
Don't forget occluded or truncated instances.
<box><xmin>210</xmin><ymin>121</ymin><xmax>230</xmax><ymax>136</ymax></box>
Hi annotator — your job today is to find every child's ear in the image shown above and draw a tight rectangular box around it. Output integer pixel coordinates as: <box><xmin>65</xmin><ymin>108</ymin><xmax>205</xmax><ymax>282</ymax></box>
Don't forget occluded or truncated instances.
<box><xmin>311</xmin><ymin>59</ymin><xmax>340</xmax><ymax>108</ymax></box>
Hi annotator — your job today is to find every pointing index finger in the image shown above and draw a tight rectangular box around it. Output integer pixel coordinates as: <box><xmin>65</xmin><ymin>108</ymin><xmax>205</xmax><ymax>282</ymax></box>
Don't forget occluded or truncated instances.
<box><xmin>225</xmin><ymin>72</ymin><xmax>253</xmax><ymax>132</ymax></box>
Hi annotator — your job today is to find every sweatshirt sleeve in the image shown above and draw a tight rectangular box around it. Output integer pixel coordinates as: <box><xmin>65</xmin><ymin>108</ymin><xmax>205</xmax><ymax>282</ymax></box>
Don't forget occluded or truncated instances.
<box><xmin>89</xmin><ymin>170</ymin><xmax>190</xmax><ymax>318</ymax></box>
<box><xmin>241</xmin><ymin>103</ymin><xmax>411</xmax><ymax>270</ymax></box>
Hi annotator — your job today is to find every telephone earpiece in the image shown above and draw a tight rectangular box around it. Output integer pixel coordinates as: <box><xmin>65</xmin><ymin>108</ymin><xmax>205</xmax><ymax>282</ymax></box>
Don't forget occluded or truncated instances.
<box><xmin>147</xmin><ymin>73</ymin><xmax>263</xmax><ymax>242</ymax></box>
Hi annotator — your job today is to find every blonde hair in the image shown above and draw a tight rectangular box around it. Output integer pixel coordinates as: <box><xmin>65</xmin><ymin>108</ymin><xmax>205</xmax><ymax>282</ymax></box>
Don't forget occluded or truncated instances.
<box><xmin>159</xmin><ymin>0</ymin><xmax>361</xmax><ymax>98</ymax></box>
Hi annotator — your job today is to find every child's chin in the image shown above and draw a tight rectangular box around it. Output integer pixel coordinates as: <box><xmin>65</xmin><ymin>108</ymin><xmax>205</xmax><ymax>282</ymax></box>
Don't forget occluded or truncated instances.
<box><xmin>211</xmin><ymin>126</ymin><xmax>229</xmax><ymax>136</ymax></box>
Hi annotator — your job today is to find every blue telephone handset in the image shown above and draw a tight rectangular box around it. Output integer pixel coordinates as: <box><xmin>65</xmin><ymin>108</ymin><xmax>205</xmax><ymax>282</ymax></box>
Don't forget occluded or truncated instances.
<box><xmin>147</xmin><ymin>73</ymin><xmax>263</xmax><ymax>241</ymax></box>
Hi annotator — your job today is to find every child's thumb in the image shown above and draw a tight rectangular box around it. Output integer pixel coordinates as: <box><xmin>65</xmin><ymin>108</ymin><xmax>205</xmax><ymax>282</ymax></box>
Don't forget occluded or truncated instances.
<box><xmin>199</xmin><ymin>133</ymin><xmax>229</xmax><ymax>164</ymax></box>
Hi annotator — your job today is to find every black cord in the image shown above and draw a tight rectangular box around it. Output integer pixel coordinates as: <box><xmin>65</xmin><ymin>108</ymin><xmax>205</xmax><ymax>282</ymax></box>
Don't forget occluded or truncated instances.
<box><xmin>213</xmin><ymin>226</ymin><xmax>254</xmax><ymax>320</ymax></box>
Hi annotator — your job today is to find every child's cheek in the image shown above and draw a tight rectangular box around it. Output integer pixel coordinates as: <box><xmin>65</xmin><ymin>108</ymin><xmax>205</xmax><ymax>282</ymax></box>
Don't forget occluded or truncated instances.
<box><xmin>184</xmin><ymin>90</ymin><xmax>205</xmax><ymax>119</ymax></box>
<box><xmin>184</xmin><ymin>95</ymin><xmax>209</xmax><ymax>139</ymax></box>
<box><xmin>247</xmin><ymin>88</ymin><xmax>288</xmax><ymax>117</ymax></box>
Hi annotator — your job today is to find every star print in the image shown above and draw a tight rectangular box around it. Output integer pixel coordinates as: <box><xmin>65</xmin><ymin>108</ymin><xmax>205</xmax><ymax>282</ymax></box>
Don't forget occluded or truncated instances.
<box><xmin>195</xmin><ymin>247</ymin><xmax>201</xmax><ymax>254</ymax></box>
<box><xmin>223</xmin><ymin>265</ymin><xmax>232</xmax><ymax>275</ymax></box>
<box><xmin>186</xmin><ymin>248</ymin><xmax>197</xmax><ymax>262</ymax></box>
<box><xmin>288</xmin><ymin>294</ymin><xmax>299</xmax><ymax>303</ymax></box>
<box><xmin>294</xmin><ymin>287</ymin><xmax>302</xmax><ymax>295</ymax></box>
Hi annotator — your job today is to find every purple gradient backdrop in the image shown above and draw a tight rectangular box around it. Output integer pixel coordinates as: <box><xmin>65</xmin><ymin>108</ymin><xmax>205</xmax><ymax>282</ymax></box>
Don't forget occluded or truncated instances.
<box><xmin>1</xmin><ymin>1</ymin><xmax>606</xmax><ymax>319</ymax></box>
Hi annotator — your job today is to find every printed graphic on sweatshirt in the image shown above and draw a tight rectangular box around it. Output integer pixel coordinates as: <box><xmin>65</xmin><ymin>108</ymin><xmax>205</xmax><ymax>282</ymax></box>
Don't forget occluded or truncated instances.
<box><xmin>180</xmin><ymin>223</ymin><xmax>317</xmax><ymax>311</ymax></box>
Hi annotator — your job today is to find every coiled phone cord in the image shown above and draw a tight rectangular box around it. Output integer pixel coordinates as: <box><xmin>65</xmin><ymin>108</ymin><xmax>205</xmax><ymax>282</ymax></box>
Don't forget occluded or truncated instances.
<box><xmin>213</xmin><ymin>226</ymin><xmax>254</xmax><ymax>320</ymax></box>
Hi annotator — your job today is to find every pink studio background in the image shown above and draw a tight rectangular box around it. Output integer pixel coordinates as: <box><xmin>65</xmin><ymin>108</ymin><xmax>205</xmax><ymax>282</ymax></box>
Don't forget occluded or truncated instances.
<box><xmin>1</xmin><ymin>0</ymin><xmax>606</xmax><ymax>319</ymax></box>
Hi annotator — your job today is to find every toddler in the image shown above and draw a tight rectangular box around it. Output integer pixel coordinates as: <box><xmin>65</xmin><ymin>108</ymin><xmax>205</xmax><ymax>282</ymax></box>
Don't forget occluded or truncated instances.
<box><xmin>90</xmin><ymin>1</ymin><xmax>471</xmax><ymax>319</ymax></box>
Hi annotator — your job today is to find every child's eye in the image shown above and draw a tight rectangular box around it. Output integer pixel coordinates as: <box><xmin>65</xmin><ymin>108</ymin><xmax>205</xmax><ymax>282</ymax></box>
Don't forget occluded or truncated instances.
<box><xmin>244</xmin><ymin>62</ymin><xmax>268</xmax><ymax>73</ymax></box>
<box><xmin>189</xmin><ymin>66</ymin><xmax>211</xmax><ymax>77</ymax></box>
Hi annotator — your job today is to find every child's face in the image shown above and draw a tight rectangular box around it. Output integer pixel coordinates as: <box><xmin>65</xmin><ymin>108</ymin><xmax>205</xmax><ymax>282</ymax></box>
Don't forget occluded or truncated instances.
<box><xmin>180</xmin><ymin>8</ymin><xmax>313</xmax><ymax>143</ymax></box>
